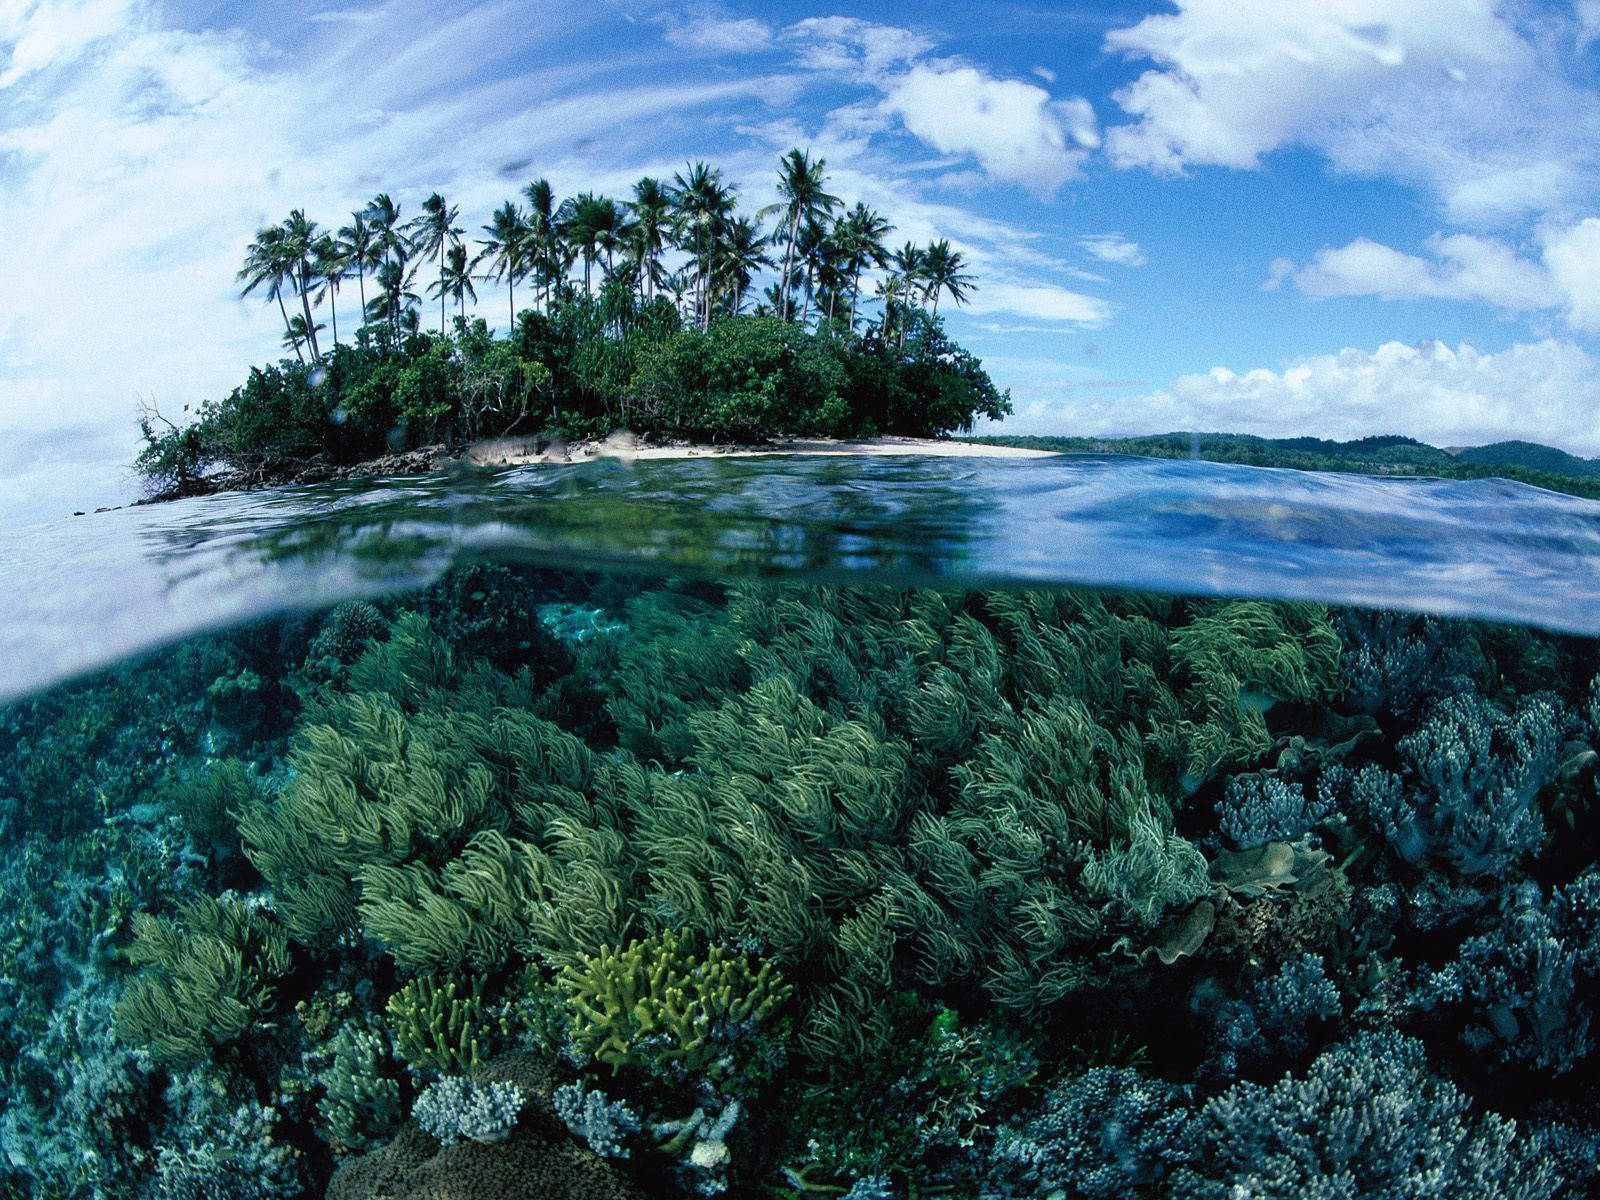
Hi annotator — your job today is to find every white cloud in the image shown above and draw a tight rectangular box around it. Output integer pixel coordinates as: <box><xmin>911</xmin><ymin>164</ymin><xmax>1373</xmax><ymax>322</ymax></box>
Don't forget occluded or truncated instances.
<box><xmin>1062</xmin><ymin>339</ymin><xmax>1600</xmax><ymax>454</ymax></box>
<box><xmin>783</xmin><ymin>17</ymin><xmax>932</xmax><ymax>74</ymax></box>
<box><xmin>1078</xmin><ymin>232</ymin><xmax>1145</xmax><ymax>267</ymax></box>
<box><xmin>885</xmin><ymin>65</ymin><xmax>1094</xmax><ymax>193</ymax></box>
<box><xmin>1294</xmin><ymin>234</ymin><xmax>1558</xmax><ymax>311</ymax></box>
<box><xmin>1102</xmin><ymin>0</ymin><xmax>1600</xmax><ymax>223</ymax></box>
<box><xmin>784</xmin><ymin>17</ymin><xmax>1098</xmax><ymax>194</ymax></box>
<box><xmin>1541</xmin><ymin>217</ymin><xmax>1600</xmax><ymax>332</ymax></box>
<box><xmin>966</xmin><ymin>282</ymin><xmax>1111</xmax><ymax>326</ymax></box>
<box><xmin>661</xmin><ymin>14</ymin><xmax>773</xmax><ymax>55</ymax></box>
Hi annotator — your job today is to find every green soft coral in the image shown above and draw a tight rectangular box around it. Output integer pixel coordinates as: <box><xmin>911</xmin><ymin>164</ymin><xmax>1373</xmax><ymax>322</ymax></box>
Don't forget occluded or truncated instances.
<box><xmin>113</xmin><ymin>895</ymin><xmax>290</xmax><ymax>1067</ymax></box>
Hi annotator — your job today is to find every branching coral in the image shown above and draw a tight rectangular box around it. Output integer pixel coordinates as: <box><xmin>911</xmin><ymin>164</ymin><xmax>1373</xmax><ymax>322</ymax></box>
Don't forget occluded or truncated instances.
<box><xmin>984</xmin><ymin>1065</ymin><xmax>1193</xmax><ymax>1200</ymax></box>
<box><xmin>385</xmin><ymin>974</ymin><xmax>525</xmax><ymax>1074</ymax></box>
<box><xmin>113</xmin><ymin>895</ymin><xmax>290</xmax><ymax>1068</ymax></box>
<box><xmin>1328</xmin><ymin>690</ymin><xmax>1574</xmax><ymax>880</ymax></box>
<box><xmin>1171</xmin><ymin>1030</ymin><xmax>1561</xmax><ymax>1199</ymax></box>
<box><xmin>556</xmin><ymin>930</ymin><xmax>791</xmax><ymax>1078</ymax></box>
<box><xmin>554</xmin><ymin>1083</ymin><xmax>642</xmax><ymax>1159</ymax></box>
<box><xmin>412</xmin><ymin>1077</ymin><xmax>524</xmax><ymax>1146</ymax></box>
<box><xmin>1411</xmin><ymin>867</ymin><xmax>1600</xmax><ymax>1074</ymax></box>
<box><xmin>315</xmin><ymin>1021</ymin><xmax>405</xmax><ymax>1154</ymax></box>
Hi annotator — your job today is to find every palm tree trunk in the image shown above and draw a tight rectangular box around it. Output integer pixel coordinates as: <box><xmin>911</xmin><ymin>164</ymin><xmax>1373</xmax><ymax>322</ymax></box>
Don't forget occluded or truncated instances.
<box><xmin>330</xmin><ymin>291</ymin><xmax>338</xmax><ymax>346</ymax></box>
<box><xmin>849</xmin><ymin>267</ymin><xmax>862</xmax><ymax>331</ymax></box>
<box><xmin>357</xmin><ymin>266</ymin><xmax>367</xmax><ymax>326</ymax></box>
<box><xmin>508</xmin><ymin>276</ymin><xmax>515</xmax><ymax>332</ymax></box>
<box><xmin>439</xmin><ymin>245</ymin><xmax>447</xmax><ymax>335</ymax></box>
<box><xmin>297</xmin><ymin>264</ymin><xmax>321</xmax><ymax>358</ymax></box>
<box><xmin>276</xmin><ymin>293</ymin><xmax>305</xmax><ymax>364</ymax></box>
<box><xmin>780</xmin><ymin>217</ymin><xmax>799</xmax><ymax>321</ymax></box>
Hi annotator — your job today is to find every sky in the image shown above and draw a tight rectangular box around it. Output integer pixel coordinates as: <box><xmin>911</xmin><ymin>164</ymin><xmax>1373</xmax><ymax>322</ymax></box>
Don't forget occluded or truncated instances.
<box><xmin>6</xmin><ymin>0</ymin><xmax>1600</xmax><ymax>520</ymax></box>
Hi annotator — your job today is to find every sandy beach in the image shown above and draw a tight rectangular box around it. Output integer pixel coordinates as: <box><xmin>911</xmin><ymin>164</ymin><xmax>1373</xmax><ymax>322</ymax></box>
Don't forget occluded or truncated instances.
<box><xmin>462</xmin><ymin>431</ymin><xmax>1060</xmax><ymax>467</ymax></box>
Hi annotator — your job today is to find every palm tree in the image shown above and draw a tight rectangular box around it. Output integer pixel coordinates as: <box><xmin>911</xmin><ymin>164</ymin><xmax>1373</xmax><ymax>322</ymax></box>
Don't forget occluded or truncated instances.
<box><xmin>337</xmin><ymin>212</ymin><xmax>381</xmax><ymax>327</ymax></box>
<box><xmin>370</xmin><ymin>254</ymin><xmax>420</xmax><ymax>334</ymax></box>
<box><xmin>768</xmin><ymin>149</ymin><xmax>839</xmax><ymax>322</ymax></box>
<box><xmin>920</xmin><ymin>239</ymin><xmax>976</xmax><ymax>317</ymax></box>
<box><xmin>882</xmin><ymin>241</ymin><xmax>926</xmax><ymax>343</ymax></box>
<box><xmin>838</xmin><ymin>203</ymin><xmax>893</xmax><ymax>331</ymax></box>
<box><xmin>364</xmin><ymin>193</ymin><xmax>408</xmax><ymax>271</ymax></box>
<box><xmin>282</xmin><ymin>314</ymin><xmax>325</xmax><ymax>357</ymax></box>
<box><xmin>522</xmin><ymin>180</ymin><xmax>558</xmax><ymax>309</ymax></box>
<box><xmin>672</xmin><ymin>162</ymin><xmax>735</xmax><ymax>329</ymax></box>
<box><xmin>408</xmin><ymin>192</ymin><xmax>462</xmax><ymax>335</ymax></box>
<box><xmin>475</xmin><ymin>201</ymin><xmax>531</xmax><ymax>331</ymax></box>
<box><xmin>238</xmin><ymin>225</ymin><xmax>302</xmax><ymax>361</ymax></box>
<box><xmin>626</xmin><ymin>177</ymin><xmax>673</xmax><ymax>301</ymax></box>
<box><xmin>280</xmin><ymin>209</ymin><xmax>323</xmax><ymax>358</ymax></box>
<box><xmin>558</xmin><ymin>193</ymin><xmax>621</xmax><ymax>296</ymax></box>
<box><xmin>794</xmin><ymin>215</ymin><xmax>832</xmax><ymax>330</ymax></box>
<box><xmin>712</xmin><ymin>217</ymin><xmax>772</xmax><ymax>315</ymax></box>
<box><xmin>311</xmin><ymin>234</ymin><xmax>349</xmax><ymax>346</ymax></box>
<box><xmin>430</xmin><ymin>242</ymin><xmax>478</xmax><ymax>326</ymax></box>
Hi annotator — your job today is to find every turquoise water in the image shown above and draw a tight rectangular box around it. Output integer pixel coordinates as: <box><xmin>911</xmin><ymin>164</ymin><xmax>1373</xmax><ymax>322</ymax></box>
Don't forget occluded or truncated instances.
<box><xmin>2</xmin><ymin>455</ymin><xmax>1599</xmax><ymax>1199</ymax></box>
<box><xmin>8</xmin><ymin>452</ymin><xmax>1600</xmax><ymax>703</ymax></box>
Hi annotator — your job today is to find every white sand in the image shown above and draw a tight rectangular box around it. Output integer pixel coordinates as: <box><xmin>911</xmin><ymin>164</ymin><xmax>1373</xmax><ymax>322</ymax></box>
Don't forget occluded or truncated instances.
<box><xmin>463</xmin><ymin>431</ymin><xmax>1059</xmax><ymax>467</ymax></box>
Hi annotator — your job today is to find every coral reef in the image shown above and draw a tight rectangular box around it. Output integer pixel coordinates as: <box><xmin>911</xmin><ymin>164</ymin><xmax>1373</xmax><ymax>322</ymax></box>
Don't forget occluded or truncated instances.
<box><xmin>6</xmin><ymin>565</ymin><xmax>1600</xmax><ymax>1199</ymax></box>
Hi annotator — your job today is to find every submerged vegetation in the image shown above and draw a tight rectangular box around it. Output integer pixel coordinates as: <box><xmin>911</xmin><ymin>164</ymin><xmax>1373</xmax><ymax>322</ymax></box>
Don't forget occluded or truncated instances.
<box><xmin>136</xmin><ymin>152</ymin><xmax>1010</xmax><ymax>496</ymax></box>
<box><xmin>2</xmin><ymin>563</ymin><xmax>1599</xmax><ymax>1197</ymax></box>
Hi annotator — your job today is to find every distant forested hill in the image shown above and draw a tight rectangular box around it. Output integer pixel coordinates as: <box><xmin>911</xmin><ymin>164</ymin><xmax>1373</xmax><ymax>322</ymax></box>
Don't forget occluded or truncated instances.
<box><xmin>1455</xmin><ymin>439</ymin><xmax>1600</xmax><ymax>478</ymax></box>
<box><xmin>973</xmin><ymin>432</ymin><xmax>1600</xmax><ymax>500</ymax></box>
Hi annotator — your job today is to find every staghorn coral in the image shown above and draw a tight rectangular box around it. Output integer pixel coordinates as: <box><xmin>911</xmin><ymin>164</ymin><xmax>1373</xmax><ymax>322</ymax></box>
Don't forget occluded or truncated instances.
<box><xmin>113</xmin><ymin>895</ymin><xmax>290</xmax><ymax>1068</ymax></box>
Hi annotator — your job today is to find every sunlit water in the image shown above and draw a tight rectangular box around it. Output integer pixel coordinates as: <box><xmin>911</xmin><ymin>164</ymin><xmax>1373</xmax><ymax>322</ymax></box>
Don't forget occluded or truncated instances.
<box><xmin>6</xmin><ymin>452</ymin><xmax>1600</xmax><ymax>703</ymax></box>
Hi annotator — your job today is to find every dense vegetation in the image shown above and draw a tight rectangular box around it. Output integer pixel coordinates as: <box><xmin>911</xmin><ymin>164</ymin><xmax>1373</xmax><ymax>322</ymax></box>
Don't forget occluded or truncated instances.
<box><xmin>978</xmin><ymin>432</ymin><xmax>1600</xmax><ymax>500</ymax></box>
<box><xmin>136</xmin><ymin>152</ymin><xmax>1010</xmax><ymax>495</ymax></box>
<box><xmin>3</xmin><ymin>565</ymin><xmax>1600</xmax><ymax>1198</ymax></box>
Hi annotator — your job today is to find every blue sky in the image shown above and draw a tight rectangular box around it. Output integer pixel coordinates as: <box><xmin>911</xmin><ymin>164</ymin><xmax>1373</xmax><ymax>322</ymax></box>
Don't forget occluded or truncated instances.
<box><xmin>6</xmin><ymin>0</ymin><xmax>1600</xmax><ymax>519</ymax></box>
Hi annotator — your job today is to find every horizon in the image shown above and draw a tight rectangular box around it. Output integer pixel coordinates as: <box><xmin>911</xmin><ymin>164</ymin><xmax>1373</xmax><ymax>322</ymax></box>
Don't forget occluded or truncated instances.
<box><xmin>6</xmin><ymin>0</ymin><xmax>1600</xmax><ymax>520</ymax></box>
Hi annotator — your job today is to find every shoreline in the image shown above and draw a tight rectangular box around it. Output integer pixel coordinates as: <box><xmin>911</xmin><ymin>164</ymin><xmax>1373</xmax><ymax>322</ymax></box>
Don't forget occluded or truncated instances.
<box><xmin>463</xmin><ymin>431</ymin><xmax>1061</xmax><ymax>467</ymax></box>
<box><xmin>129</xmin><ymin>434</ymin><xmax>1058</xmax><ymax>507</ymax></box>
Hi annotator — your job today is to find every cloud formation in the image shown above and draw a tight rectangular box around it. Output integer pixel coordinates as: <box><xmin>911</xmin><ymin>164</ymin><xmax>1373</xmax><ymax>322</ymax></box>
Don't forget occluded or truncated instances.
<box><xmin>1103</xmin><ymin>0</ymin><xmax>1600</xmax><ymax>223</ymax></box>
<box><xmin>1293</xmin><ymin>235</ymin><xmax>1557</xmax><ymax>312</ymax></box>
<box><xmin>783</xmin><ymin>16</ymin><xmax>1098</xmax><ymax>194</ymax></box>
<box><xmin>1058</xmin><ymin>338</ymin><xmax>1600</xmax><ymax>455</ymax></box>
<box><xmin>1078</xmin><ymin>232</ymin><xmax>1145</xmax><ymax>267</ymax></box>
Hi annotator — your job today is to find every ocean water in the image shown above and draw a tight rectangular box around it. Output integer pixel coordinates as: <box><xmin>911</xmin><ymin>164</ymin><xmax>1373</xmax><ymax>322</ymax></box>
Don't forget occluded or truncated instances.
<box><xmin>1</xmin><ymin>454</ymin><xmax>1599</xmax><ymax>1199</ymax></box>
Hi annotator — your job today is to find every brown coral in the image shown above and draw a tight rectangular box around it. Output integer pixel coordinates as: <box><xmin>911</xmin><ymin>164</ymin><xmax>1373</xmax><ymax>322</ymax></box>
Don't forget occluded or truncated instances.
<box><xmin>326</xmin><ymin>1053</ymin><xmax>645</xmax><ymax>1200</ymax></box>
